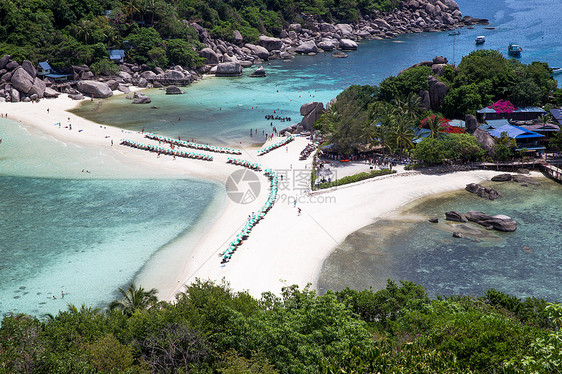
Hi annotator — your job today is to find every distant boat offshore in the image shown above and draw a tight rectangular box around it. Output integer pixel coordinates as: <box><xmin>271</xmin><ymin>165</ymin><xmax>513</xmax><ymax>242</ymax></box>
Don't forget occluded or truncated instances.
<box><xmin>508</xmin><ymin>42</ymin><xmax>522</xmax><ymax>57</ymax></box>
<box><xmin>476</xmin><ymin>36</ymin><xmax>485</xmax><ymax>45</ymax></box>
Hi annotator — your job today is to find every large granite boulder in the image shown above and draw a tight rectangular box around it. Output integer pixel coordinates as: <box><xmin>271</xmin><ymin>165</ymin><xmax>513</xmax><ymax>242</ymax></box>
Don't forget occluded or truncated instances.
<box><xmin>28</xmin><ymin>77</ymin><xmax>46</xmax><ymax>97</ymax></box>
<box><xmin>336</xmin><ymin>24</ymin><xmax>353</xmax><ymax>37</ymax></box>
<box><xmin>166</xmin><ymin>86</ymin><xmax>183</xmax><ymax>95</ymax></box>
<box><xmin>44</xmin><ymin>87</ymin><xmax>60</xmax><ymax>98</ymax></box>
<box><xmin>318</xmin><ymin>23</ymin><xmax>337</xmax><ymax>33</ymax></box>
<box><xmin>11</xmin><ymin>68</ymin><xmax>34</xmax><ymax>94</ymax></box>
<box><xmin>464</xmin><ymin>211</ymin><xmax>517</xmax><ymax>232</ymax></box>
<box><xmin>441</xmin><ymin>0</ymin><xmax>460</xmax><ymax>11</ymax></box>
<box><xmin>68</xmin><ymin>93</ymin><xmax>85</xmax><ymax>100</ymax></box>
<box><xmin>10</xmin><ymin>88</ymin><xmax>20</xmax><ymax>102</ymax></box>
<box><xmin>118</xmin><ymin>84</ymin><xmax>130</xmax><ymax>93</ymax></box>
<box><xmin>76</xmin><ymin>81</ymin><xmax>113</xmax><ymax>98</ymax></box>
<box><xmin>445</xmin><ymin>211</ymin><xmax>468</xmax><ymax>223</ymax></box>
<box><xmin>465</xmin><ymin>114</ymin><xmax>478</xmax><ymax>133</ymax></box>
<box><xmin>258</xmin><ymin>35</ymin><xmax>283</xmax><ymax>51</ymax></box>
<box><xmin>419</xmin><ymin>90</ymin><xmax>431</xmax><ymax>110</ymax></box>
<box><xmin>289</xmin><ymin>24</ymin><xmax>302</xmax><ymax>33</ymax></box>
<box><xmin>199</xmin><ymin>48</ymin><xmax>219</xmax><ymax>65</ymax></box>
<box><xmin>298</xmin><ymin>102</ymin><xmax>324</xmax><ymax>131</ymax></box>
<box><xmin>433</xmin><ymin>56</ymin><xmax>448</xmax><ymax>65</ymax></box>
<box><xmin>216</xmin><ymin>62</ymin><xmax>242</xmax><ymax>76</ymax></box>
<box><xmin>339</xmin><ymin>39</ymin><xmax>358</xmax><ymax>50</ymax></box>
<box><xmin>295</xmin><ymin>40</ymin><xmax>318</xmax><ymax>54</ymax></box>
<box><xmin>140</xmin><ymin>70</ymin><xmax>157</xmax><ymax>80</ymax></box>
<box><xmin>245</xmin><ymin>43</ymin><xmax>270</xmax><ymax>59</ymax></box>
<box><xmin>465</xmin><ymin>183</ymin><xmax>501</xmax><ymax>200</ymax></box>
<box><xmin>428</xmin><ymin>75</ymin><xmax>448</xmax><ymax>111</ymax></box>
<box><xmin>249</xmin><ymin>66</ymin><xmax>266</xmax><ymax>77</ymax></box>
<box><xmin>512</xmin><ymin>175</ymin><xmax>539</xmax><ymax>185</ymax></box>
<box><xmin>233</xmin><ymin>30</ymin><xmax>244</xmax><ymax>45</ymax></box>
<box><xmin>164</xmin><ymin>69</ymin><xmax>186</xmax><ymax>80</ymax></box>
<box><xmin>473</xmin><ymin>128</ymin><xmax>496</xmax><ymax>156</ymax></box>
<box><xmin>491</xmin><ymin>174</ymin><xmax>513</xmax><ymax>182</ymax></box>
<box><xmin>133</xmin><ymin>92</ymin><xmax>151</xmax><ymax>104</ymax></box>
<box><xmin>318</xmin><ymin>40</ymin><xmax>336</xmax><ymax>51</ymax></box>
<box><xmin>21</xmin><ymin>60</ymin><xmax>37</xmax><ymax>78</ymax></box>
<box><xmin>6</xmin><ymin>60</ymin><xmax>20</xmax><ymax>71</ymax></box>
<box><xmin>0</xmin><ymin>55</ymin><xmax>10</xmax><ymax>70</ymax></box>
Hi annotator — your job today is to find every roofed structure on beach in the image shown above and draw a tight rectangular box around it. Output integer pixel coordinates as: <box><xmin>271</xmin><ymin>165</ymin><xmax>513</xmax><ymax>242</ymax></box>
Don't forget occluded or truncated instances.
<box><xmin>37</xmin><ymin>61</ymin><xmax>52</xmax><ymax>76</ymax></box>
<box><xmin>549</xmin><ymin>108</ymin><xmax>562</xmax><ymax>126</ymax></box>
<box><xmin>487</xmin><ymin>124</ymin><xmax>546</xmax><ymax>155</ymax></box>
<box><xmin>109</xmin><ymin>49</ymin><xmax>125</xmax><ymax>63</ymax></box>
<box><xmin>481</xmin><ymin>119</ymin><xmax>509</xmax><ymax>131</ymax></box>
<box><xmin>477</xmin><ymin>106</ymin><xmax>546</xmax><ymax>121</ymax></box>
<box><xmin>487</xmin><ymin>124</ymin><xmax>544</xmax><ymax>139</ymax></box>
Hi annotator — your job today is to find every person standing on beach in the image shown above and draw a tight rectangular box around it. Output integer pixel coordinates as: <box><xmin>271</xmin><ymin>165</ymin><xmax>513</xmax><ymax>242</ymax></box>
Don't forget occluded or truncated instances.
<box><xmin>298</xmin><ymin>208</ymin><xmax>301</xmax><ymax>216</ymax></box>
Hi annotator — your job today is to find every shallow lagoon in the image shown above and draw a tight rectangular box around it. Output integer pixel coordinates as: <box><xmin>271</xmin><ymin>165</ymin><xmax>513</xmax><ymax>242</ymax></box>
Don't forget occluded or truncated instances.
<box><xmin>318</xmin><ymin>178</ymin><xmax>562</xmax><ymax>300</ymax></box>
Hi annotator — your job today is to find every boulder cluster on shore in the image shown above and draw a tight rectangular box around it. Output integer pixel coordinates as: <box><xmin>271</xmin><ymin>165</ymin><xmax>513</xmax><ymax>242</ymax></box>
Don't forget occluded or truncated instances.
<box><xmin>194</xmin><ymin>0</ymin><xmax>487</xmax><ymax>76</ymax></box>
<box><xmin>0</xmin><ymin>0</ymin><xmax>487</xmax><ymax>103</ymax></box>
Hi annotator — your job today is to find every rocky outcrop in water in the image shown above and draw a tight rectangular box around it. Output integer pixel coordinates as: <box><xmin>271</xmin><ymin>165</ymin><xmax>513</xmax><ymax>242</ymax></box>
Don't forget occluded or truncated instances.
<box><xmin>465</xmin><ymin>183</ymin><xmax>501</xmax><ymax>200</ymax></box>
<box><xmin>464</xmin><ymin>211</ymin><xmax>517</xmax><ymax>232</ymax></box>
<box><xmin>249</xmin><ymin>66</ymin><xmax>266</xmax><ymax>77</ymax></box>
<box><xmin>132</xmin><ymin>92</ymin><xmax>151</xmax><ymax>104</ymax></box>
<box><xmin>445</xmin><ymin>210</ymin><xmax>517</xmax><ymax>232</ymax></box>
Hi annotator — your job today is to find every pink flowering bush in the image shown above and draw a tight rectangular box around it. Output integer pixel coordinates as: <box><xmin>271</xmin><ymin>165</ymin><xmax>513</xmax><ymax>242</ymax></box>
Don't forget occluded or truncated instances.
<box><xmin>488</xmin><ymin>100</ymin><xmax>518</xmax><ymax>113</ymax></box>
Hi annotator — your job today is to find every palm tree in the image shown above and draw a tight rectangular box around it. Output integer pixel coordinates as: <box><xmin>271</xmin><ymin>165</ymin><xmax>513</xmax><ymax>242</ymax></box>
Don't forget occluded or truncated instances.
<box><xmin>109</xmin><ymin>283</ymin><xmax>158</xmax><ymax>315</ymax></box>
<box><xmin>390</xmin><ymin>114</ymin><xmax>416</xmax><ymax>156</ymax></box>
<box><xmin>392</xmin><ymin>93</ymin><xmax>424</xmax><ymax>121</ymax></box>
<box><xmin>369</xmin><ymin>102</ymin><xmax>396</xmax><ymax>154</ymax></box>
<box><xmin>422</xmin><ymin>114</ymin><xmax>445</xmax><ymax>139</ymax></box>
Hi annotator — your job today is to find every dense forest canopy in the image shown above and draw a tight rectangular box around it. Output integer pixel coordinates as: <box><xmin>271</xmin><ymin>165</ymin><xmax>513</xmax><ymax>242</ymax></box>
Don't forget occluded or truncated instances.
<box><xmin>0</xmin><ymin>0</ymin><xmax>399</xmax><ymax>69</ymax></box>
<box><xmin>1</xmin><ymin>280</ymin><xmax>560</xmax><ymax>373</ymax></box>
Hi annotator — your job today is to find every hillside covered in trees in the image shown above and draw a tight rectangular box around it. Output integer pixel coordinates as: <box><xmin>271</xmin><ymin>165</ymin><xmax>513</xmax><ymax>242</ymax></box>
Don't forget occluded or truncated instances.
<box><xmin>0</xmin><ymin>0</ymin><xmax>401</xmax><ymax>70</ymax></box>
<box><xmin>1</xmin><ymin>280</ymin><xmax>561</xmax><ymax>373</ymax></box>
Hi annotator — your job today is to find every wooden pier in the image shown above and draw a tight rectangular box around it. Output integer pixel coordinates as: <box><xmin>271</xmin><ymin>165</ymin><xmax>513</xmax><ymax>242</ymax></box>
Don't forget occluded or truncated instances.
<box><xmin>541</xmin><ymin>163</ymin><xmax>562</xmax><ymax>184</ymax></box>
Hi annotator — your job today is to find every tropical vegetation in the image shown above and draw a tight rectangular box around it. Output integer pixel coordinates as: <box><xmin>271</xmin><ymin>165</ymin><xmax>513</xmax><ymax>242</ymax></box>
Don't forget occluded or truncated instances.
<box><xmin>314</xmin><ymin>50</ymin><xmax>560</xmax><ymax>164</ymax></box>
<box><xmin>1</xmin><ymin>280</ymin><xmax>560</xmax><ymax>373</ymax></box>
<box><xmin>0</xmin><ymin>0</ymin><xmax>401</xmax><ymax>70</ymax></box>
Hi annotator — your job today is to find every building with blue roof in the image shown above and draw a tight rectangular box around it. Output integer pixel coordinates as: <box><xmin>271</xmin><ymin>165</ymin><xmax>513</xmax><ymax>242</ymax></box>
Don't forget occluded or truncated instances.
<box><xmin>37</xmin><ymin>61</ymin><xmax>52</xmax><ymax>77</ymax></box>
<box><xmin>477</xmin><ymin>106</ymin><xmax>546</xmax><ymax>121</ymax></box>
<box><xmin>109</xmin><ymin>50</ymin><xmax>125</xmax><ymax>63</ymax></box>
<box><xmin>486</xmin><ymin>124</ymin><xmax>545</xmax><ymax>155</ymax></box>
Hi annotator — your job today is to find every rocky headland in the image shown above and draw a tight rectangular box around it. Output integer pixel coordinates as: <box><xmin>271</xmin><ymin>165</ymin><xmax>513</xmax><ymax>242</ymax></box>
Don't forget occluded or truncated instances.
<box><xmin>0</xmin><ymin>0</ymin><xmax>486</xmax><ymax>105</ymax></box>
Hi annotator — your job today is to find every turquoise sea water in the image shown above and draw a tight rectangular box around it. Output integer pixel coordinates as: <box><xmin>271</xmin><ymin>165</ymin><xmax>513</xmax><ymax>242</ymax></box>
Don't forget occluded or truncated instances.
<box><xmin>2</xmin><ymin>0</ymin><xmax>562</xmax><ymax>317</ymax></box>
<box><xmin>318</xmin><ymin>178</ymin><xmax>562</xmax><ymax>300</ymax></box>
<box><xmin>0</xmin><ymin>118</ymin><xmax>222</xmax><ymax>317</ymax></box>
<box><xmin>0</xmin><ymin>176</ymin><xmax>219</xmax><ymax>316</ymax></box>
<box><xmin>72</xmin><ymin>0</ymin><xmax>562</xmax><ymax>146</ymax></box>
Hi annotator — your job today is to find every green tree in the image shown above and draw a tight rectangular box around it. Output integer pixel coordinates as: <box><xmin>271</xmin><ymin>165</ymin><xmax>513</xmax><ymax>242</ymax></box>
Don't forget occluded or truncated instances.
<box><xmin>412</xmin><ymin>137</ymin><xmax>447</xmax><ymax>164</ymax></box>
<box><xmin>390</xmin><ymin>113</ymin><xmax>415</xmax><ymax>155</ymax></box>
<box><xmin>109</xmin><ymin>283</ymin><xmax>159</xmax><ymax>315</ymax></box>
<box><xmin>165</xmin><ymin>39</ymin><xmax>205</xmax><ymax>67</ymax></box>
<box><xmin>379</xmin><ymin>65</ymin><xmax>432</xmax><ymax>102</ymax></box>
<box><xmin>549</xmin><ymin>130</ymin><xmax>562</xmax><ymax>152</ymax></box>
<box><xmin>126</xmin><ymin>26</ymin><xmax>163</xmax><ymax>64</ymax></box>
<box><xmin>443</xmin><ymin>133</ymin><xmax>485</xmax><ymax>161</ymax></box>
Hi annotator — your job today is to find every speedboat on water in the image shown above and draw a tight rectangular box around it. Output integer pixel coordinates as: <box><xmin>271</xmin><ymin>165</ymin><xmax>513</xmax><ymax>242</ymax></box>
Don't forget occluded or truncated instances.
<box><xmin>551</xmin><ymin>67</ymin><xmax>562</xmax><ymax>75</ymax></box>
<box><xmin>508</xmin><ymin>42</ymin><xmax>522</xmax><ymax>57</ymax></box>
<box><xmin>476</xmin><ymin>36</ymin><xmax>485</xmax><ymax>44</ymax></box>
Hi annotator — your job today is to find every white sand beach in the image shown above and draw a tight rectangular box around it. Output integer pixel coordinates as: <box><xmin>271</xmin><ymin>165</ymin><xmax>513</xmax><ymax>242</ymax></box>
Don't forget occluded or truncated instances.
<box><xmin>0</xmin><ymin>94</ymin><xmax>511</xmax><ymax>301</ymax></box>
